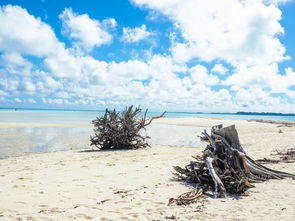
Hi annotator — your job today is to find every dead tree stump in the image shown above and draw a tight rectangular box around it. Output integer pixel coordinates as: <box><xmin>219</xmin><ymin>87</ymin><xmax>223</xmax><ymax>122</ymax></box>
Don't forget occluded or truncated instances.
<box><xmin>174</xmin><ymin>124</ymin><xmax>295</xmax><ymax>199</ymax></box>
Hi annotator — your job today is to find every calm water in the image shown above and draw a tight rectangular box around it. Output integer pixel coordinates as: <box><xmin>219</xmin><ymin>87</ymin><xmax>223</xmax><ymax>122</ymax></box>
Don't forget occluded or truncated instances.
<box><xmin>1</xmin><ymin>109</ymin><xmax>295</xmax><ymax>124</ymax></box>
<box><xmin>0</xmin><ymin>109</ymin><xmax>294</xmax><ymax>159</ymax></box>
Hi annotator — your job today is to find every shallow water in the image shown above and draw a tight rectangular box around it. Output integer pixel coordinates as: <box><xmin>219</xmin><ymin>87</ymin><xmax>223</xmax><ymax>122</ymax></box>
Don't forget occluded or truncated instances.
<box><xmin>1</xmin><ymin>109</ymin><xmax>295</xmax><ymax>124</ymax></box>
<box><xmin>0</xmin><ymin>123</ymin><xmax>207</xmax><ymax>159</ymax></box>
<box><xmin>146</xmin><ymin>123</ymin><xmax>206</xmax><ymax>147</ymax></box>
<box><xmin>0</xmin><ymin>126</ymin><xmax>91</xmax><ymax>159</ymax></box>
<box><xmin>3</xmin><ymin>108</ymin><xmax>293</xmax><ymax>159</ymax></box>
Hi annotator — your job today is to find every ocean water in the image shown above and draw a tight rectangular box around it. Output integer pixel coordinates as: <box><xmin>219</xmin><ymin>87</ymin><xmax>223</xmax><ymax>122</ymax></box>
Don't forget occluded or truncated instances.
<box><xmin>1</xmin><ymin>109</ymin><xmax>295</xmax><ymax>124</ymax></box>
<box><xmin>0</xmin><ymin>109</ymin><xmax>294</xmax><ymax>159</ymax></box>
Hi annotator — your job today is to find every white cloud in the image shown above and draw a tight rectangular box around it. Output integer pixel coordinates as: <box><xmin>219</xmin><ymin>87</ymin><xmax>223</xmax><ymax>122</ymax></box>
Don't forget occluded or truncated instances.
<box><xmin>15</xmin><ymin>98</ymin><xmax>22</xmax><ymax>103</ymax></box>
<box><xmin>0</xmin><ymin>90</ymin><xmax>7</xmax><ymax>96</ymax></box>
<box><xmin>108</xmin><ymin>60</ymin><xmax>149</xmax><ymax>81</ymax></box>
<box><xmin>122</xmin><ymin>24</ymin><xmax>152</xmax><ymax>43</ymax></box>
<box><xmin>145</xmin><ymin>10</ymin><xmax>164</xmax><ymax>21</ymax></box>
<box><xmin>102</xmin><ymin>18</ymin><xmax>117</xmax><ymax>29</ymax></box>
<box><xmin>0</xmin><ymin>5</ymin><xmax>62</xmax><ymax>57</ymax></box>
<box><xmin>225</xmin><ymin>63</ymin><xmax>279</xmax><ymax>87</ymax></box>
<box><xmin>224</xmin><ymin>64</ymin><xmax>295</xmax><ymax>94</ymax></box>
<box><xmin>28</xmin><ymin>98</ymin><xmax>36</xmax><ymax>103</ymax></box>
<box><xmin>234</xmin><ymin>87</ymin><xmax>282</xmax><ymax>109</ymax></box>
<box><xmin>44</xmin><ymin>48</ymin><xmax>82</xmax><ymax>78</ymax></box>
<box><xmin>47</xmin><ymin>98</ymin><xmax>64</xmax><ymax>105</ymax></box>
<box><xmin>55</xmin><ymin>91</ymin><xmax>71</xmax><ymax>99</ymax></box>
<box><xmin>264</xmin><ymin>0</ymin><xmax>292</xmax><ymax>5</ymax></box>
<box><xmin>0</xmin><ymin>74</ymin><xmax>19</xmax><ymax>92</ymax></box>
<box><xmin>270</xmin><ymin>67</ymin><xmax>295</xmax><ymax>93</ymax></box>
<box><xmin>286</xmin><ymin>90</ymin><xmax>295</xmax><ymax>100</ymax></box>
<box><xmin>211</xmin><ymin>64</ymin><xmax>228</xmax><ymax>75</ymax></box>
<box><xmin>0</xmin><ymin>4</ymin><xmax>294</xmax><ymax>112</ymax></box>
<box><xmin>23</xmin><ymin>80</ymin><xmax>36</xmax><ymax>93</ymax></box>
<box><xmin>133</xmin><ymin>0</ymin><xmax>287</xmax><ymax>66</ymax></box>
<box><xmin>128</xmin><ymin>0</ymin><xmax>295</xmax><ymax>112</ymax></box>
<box><xmin>44</xmin><ymin>49</ymin><xmax>109</xmax><ymax>80</ymax></box>
<box><xmin>190</xmin><ymin>64</ymin><xmax>220</xmax><ymax>86</ymax></box>
<box><xmin>0</xmin><ymin>52</ymin><xmax>32</xmax><ymax>76</ymax></box>
<box><xmin>148</xmin><ymin>54</ymin><xmax>187</xmax><ymax>78</ymax></box>
<box><xmin>59</xmin><ymin>8</ymin><xmax>113</xmax><ymax>52</ymax></box>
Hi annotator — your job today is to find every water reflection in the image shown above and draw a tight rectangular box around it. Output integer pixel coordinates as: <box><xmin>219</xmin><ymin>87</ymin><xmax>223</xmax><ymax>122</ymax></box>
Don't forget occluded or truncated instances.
<box><xmin>0</xmin><ymin>123</ymin><xmax>207</xmax><ymax>159</ymax></box>
<box><xmin>146</xmin><ymin>124</ymin><xmax>207</xmax><ymax>147</ymax></box>
<box><xmin>0</xmin><ymin>126</ymin><xmax>91</xmax><ymax>159</ymax></box>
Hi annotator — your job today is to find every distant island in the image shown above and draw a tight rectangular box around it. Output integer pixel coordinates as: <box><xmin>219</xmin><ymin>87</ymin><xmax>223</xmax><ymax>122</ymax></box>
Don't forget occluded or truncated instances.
<box><xmin>194</xmin><ymin>111</ymin><xmax>295</xmax><ymax>116</ymax></box>
<box><xmin>235</xmin><ymin>112</ymin><xmax>295</xmax><ymax>116</ymax></box>
<box><xmin>1</xmin><ymin>108</ymin><xmax>295</xmax><ymax>117</ymax></box>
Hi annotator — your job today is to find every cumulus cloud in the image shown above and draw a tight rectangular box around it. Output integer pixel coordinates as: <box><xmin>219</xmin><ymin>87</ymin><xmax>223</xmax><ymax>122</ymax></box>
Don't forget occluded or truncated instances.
<box><xmin>102</xmin><ymin>18</ymin><xmax>117</xmax><ymax>29</ymax></box>
<box><xmin>59</xmin><ymin>8</ymin><xmax>113</xmax><ymax>52</ymax></box>
<box><xmin>108</xmin><ymin>60</ymin><xmax>149</xmax><ymax>81</ymax></box>
<box><xmin>0</xmin><ymin>5</ymin><xmax>62</xmax><ymax>57</ymax></box>
<box><xmin>133</xmin><ymin>0</ymin><xmax>287</xmax><ymax>66</ymax></box>
<box><xmin>122</xmin><ymin>24</ymin><xmax>152</xmax><ymax>43</ymax></box>
<box><xmin>264</xmin><ymin>0</ymin><xmax>292</xmax><ymax>5</ymax></box>
<box><xmin>0</xmin><ymin>3</ymin><xmax>295</xmax><ymax>112</ymax></box>
<box><xmin>130</xmin><ymin>0</ymin><xmax>295</xmax><ymax>111</ymax></box>
<box><xmin>211</xmin><ymin>64</ymin><xmax>228</xmax><ymax>75</ymax></box>
<box><xmin>0</xmin><ymin>52</ymin><xmax>32</xmax><ymax>76</ymax></box>
<box><xmin>14</xmin><ymin>98</ymin><xmax>22</xmax><ymax>103</ymax></box>
<box><xmin>225</xmin><ymin>63</ymin><xmax>279</xmax><ymax>87</ymax></box>
<box><xmin>28</xmin><ymin>98</ymin><xmax>36</xmax><ymax>103</ymax></box>
<box><xmin>44</xmin><ymin>50</ymin><xmax>109</xmax><ymax>80</ymax></box>
<box><xmin>190</xmin><ymin>64</ymin><xmax>220</xmax><ymax>86</ymax></box>
<box><xmin>224</xmin><ymin>64</ymin><xmax>295</xmax><ymax>94</ymax></box>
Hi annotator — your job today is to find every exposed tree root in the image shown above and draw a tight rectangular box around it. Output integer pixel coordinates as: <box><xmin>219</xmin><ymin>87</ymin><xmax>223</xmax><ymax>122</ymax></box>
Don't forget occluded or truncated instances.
<box><xmin>171</xmin><ymin>125</ymin><xmax>295</xmax><ymax>205</ymax></box>
<box><xmin>90</xmin><ymin>106</ymin><xmax>165</xmax><ymax>150</ymax></box>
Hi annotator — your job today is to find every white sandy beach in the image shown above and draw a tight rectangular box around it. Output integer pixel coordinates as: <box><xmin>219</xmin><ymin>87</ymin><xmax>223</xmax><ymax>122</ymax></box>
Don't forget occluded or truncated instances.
<box><xmin>0</xmin><ymin>117</ymin><xmax>295</xmax><ymax>220</ymax></box>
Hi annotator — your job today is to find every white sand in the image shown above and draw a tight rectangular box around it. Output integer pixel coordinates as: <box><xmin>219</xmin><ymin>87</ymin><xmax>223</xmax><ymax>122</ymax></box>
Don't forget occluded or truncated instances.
<box><xmin>0</xmin><ymin>118</ymin><xmax>294</xmax><ymax>220</ymax></box>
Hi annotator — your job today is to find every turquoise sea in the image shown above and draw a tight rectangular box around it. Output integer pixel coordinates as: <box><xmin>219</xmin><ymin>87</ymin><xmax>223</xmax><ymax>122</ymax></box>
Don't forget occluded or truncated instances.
<box><xmin>1</xmin><ymin>109</ymin><xmax>295</xmax><ymax>124</ymax></box>
<box><xmin>0</xmin><ymin>109</ymin><xmax>294</xmax><ymax>159</ymax></box>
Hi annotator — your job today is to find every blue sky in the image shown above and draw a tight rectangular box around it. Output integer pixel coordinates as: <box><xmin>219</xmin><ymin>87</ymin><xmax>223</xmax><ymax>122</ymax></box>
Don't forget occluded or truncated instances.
<box><xmin>0</xmin><ymin>0</ymin><xmax>295</xmax><ymax>112</ymax></box>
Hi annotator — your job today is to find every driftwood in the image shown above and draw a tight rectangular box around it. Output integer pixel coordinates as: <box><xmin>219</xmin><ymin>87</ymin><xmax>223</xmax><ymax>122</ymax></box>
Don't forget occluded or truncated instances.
<box><xmin>90</xmin><ymin>106</ymin><xmax>165</xmax><ymax>150</ymax></box>
<box><xmin>247</xmin><ymin>119</ymin><xmax>295</xmax><ymax>127</ymax></box>
<box><xmin>172</xmin><ymin>124</ymin><xmax>295</xmax><ymax>203</ymax></box>
<box><xmin>256</xmin><ymin>148</ymin><xmax>295</xmax><ymax>164</ymax></box>
<box><xmin>168</xmin><ymin>189</ymin><xmax>203</xmax><ymax>206</ymax></box>
<box><xmin>276</xmin><ymin>148</ymin><xmax>295</xmax><ymax>162</ymax></box>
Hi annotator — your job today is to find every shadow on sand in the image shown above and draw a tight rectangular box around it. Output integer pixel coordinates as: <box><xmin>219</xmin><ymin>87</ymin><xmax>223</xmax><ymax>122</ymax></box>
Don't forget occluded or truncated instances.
<box><xmin>79</xmin><ymin>148</ymin><xmax>136</xmax><ymax>153</ymax></box>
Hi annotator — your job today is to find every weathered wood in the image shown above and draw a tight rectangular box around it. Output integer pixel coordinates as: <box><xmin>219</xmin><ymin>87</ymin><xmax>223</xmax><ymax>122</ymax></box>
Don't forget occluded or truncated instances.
<box><xmin>173</xmin><ymin>124</ymin><xmax>295</xmax><ymax>202</ymax></box>
<box><xmin>206</xmin><ymin>157</ymin><xmax>226</xmax><ymax>198</ymax></box>
<box><xmin>90</xmin><ymin>106</ymin><xmax>165</xmax><ymax>150</ymax></box>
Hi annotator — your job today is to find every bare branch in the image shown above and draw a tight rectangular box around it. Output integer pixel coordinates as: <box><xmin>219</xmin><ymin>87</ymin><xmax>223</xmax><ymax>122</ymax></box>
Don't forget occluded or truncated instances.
<box><xmin>90</xmin><ymin>106</ymin><xmax>165</xmax><ymax>150</ymax></box>
<box><xmin>144</xmin><ymin>111</ymin><xmax>166</xmax><ymax>126</ymax></box>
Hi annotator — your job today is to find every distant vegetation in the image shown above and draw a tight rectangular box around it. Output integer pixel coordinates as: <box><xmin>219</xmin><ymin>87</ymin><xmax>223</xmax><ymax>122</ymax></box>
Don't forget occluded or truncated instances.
<box><xmin>236</xmin><ymin>112</ymin><xmax>295</xmax><ymax>116</ymax></box>
<box><xmin>197</xmin><ymin>111</ymin><xmax>295</xmax><ymax>116</ymax></box>
<box><xmin>90</xmin><ymin>106</ymin><xmax>165</xmax><ymax>150</ymax></box>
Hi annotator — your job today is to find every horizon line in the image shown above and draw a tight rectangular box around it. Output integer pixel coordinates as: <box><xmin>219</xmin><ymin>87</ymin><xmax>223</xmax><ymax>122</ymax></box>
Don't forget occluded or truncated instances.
<box><xmin>1</xmin><ymin>107</ymin><xmax>295</xmax><ymax>116</ymax></box>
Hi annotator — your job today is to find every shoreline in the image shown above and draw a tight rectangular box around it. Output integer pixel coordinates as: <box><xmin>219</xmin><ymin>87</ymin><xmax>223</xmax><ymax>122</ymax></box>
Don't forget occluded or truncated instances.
<box><xmin>1</xmin><ymin>117</ymin><xmax>295</xmax><ymax>129</ymax></box>
<box><xmin>1</xmin><ymin>117</ymin><xmax>295</xmax><ymax>160</ymax></box>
